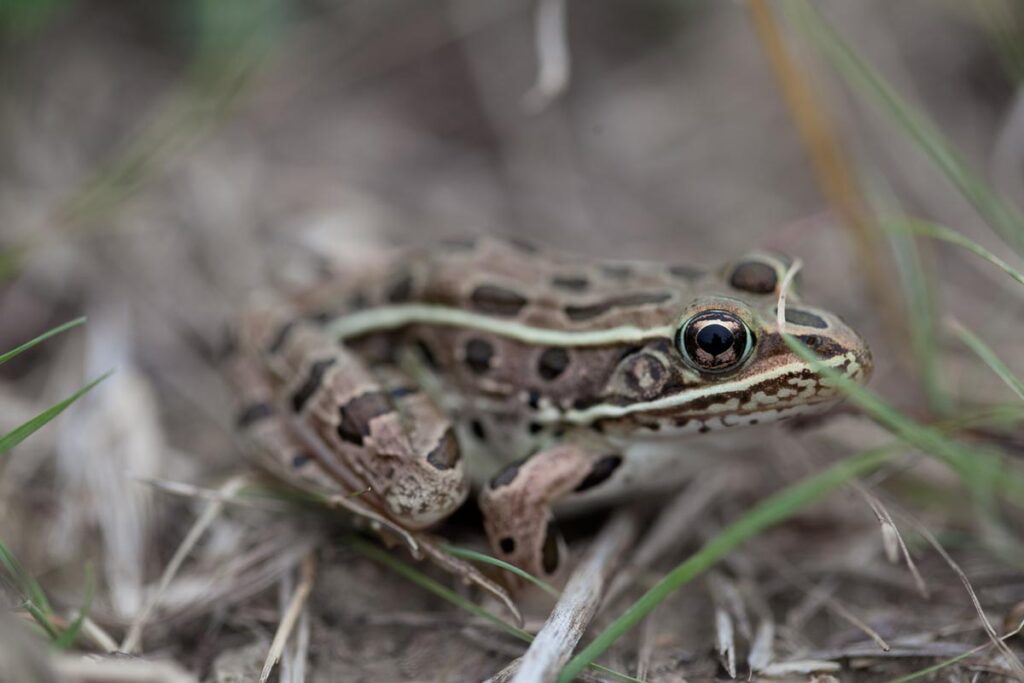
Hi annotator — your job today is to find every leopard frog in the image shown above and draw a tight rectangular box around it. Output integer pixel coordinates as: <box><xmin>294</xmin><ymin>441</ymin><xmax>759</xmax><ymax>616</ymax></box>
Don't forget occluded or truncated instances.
<box><xmin>230</xmin><ymin>237</ymin><xmax>872</xmax><ymax>588</ymax></box>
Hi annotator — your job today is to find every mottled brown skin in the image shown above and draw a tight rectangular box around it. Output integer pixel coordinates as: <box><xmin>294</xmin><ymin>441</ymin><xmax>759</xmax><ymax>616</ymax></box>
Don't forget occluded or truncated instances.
<box><xmin>233</xmin><ymin>237</ymin><xmax>873</xmax><ymax>583</ymax></box>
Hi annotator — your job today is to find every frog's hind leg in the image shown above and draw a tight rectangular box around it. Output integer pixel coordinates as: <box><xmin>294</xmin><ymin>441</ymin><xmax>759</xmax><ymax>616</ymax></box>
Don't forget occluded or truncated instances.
<box><xmin>231</xmin><ymin>337</ymin><xmax>520</xmax><ymax>623</ymax></box>
<box><xmin>231</xmin><ymin>354</ymin><xmax>423</xmax><ymax>553</ymax></box>
<box><xmin>478</xmin><ymin>445</ymin><xmax>624</xmax><ymax>581</ymax></box>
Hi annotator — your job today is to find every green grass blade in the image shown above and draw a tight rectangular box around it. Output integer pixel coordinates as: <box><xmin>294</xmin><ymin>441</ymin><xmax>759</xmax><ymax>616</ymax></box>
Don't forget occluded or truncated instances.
<box><xmin>441</xmin><ymin>545</ymin><xmax>561</xmax><ymax>598</ymax></box>
<box><xmin>23</xmin><ymin>601</ymin><xmax>60</xmax><ymax>640</ymax></box>
<box><xmin>878</xmin><ymin>213</ymin><xmax>948</xmax><ymax>414</ymax></box>
<box><xmin>900</xmin><ymin>217</ymin><xmax>1024</xmax><ymax>287</ymax></box>
<box><xmin>0</xmin><ymin>539</ymin><xmax>52</xmax><ymax>615</ymax></box>
<box><xmin>779</xmin><ymin>335</ymin><xmax>1024</xmax><ymax>505</ymax></box>
<box><xmin>557</xmin><ymin>446</ymin><xmax>895</xmax><ymax>683</ymax></box>
<box><xmin>55</xmin><ymin>563</ymin><xmax>95</xmax><ymax>650</ymax></box>
<box><xmin>0</xmin><ymin>370</ymin><xmax>113</xmax><ymax>455</ymax></box>
<box><xmin>0</xmin><ymin>317</ymin><xmax>86</xmax><ymax>366</ymax></box>
<box><xmin>784</xmin><ymin>0</ymin><xmax>1024</xmax><ymax>255</ymax></box>
<box><xmin>948</xmin><ymin>318</ymin><xmax>1024</xmax><ymax>401</ymax></box>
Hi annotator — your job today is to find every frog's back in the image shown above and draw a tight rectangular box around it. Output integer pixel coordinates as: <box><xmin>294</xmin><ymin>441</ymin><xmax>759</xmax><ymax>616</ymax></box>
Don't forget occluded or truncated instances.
<box><xmin>343</xmin><ymin>236</ymin><xmax>704</xmax><ymax>333</ymax></box>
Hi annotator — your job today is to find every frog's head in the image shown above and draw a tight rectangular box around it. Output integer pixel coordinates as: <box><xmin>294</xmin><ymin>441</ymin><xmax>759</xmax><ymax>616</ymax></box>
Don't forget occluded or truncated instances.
<box><xmin>589</xmin><ymin>251</ymin><xmax>873</xmax><ymax>435</ymax></box>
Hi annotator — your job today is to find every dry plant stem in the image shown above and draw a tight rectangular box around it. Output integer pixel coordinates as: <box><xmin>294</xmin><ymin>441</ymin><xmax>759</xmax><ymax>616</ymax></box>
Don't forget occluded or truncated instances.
<box><xmin>634</xmin><ymin>607</ymin><xmax>657</xmax><ymax>681</ymax></box>
<box><xmin>522</xmin><ymin>0</ymin><xmax>570</xmax><ymax>112</ymax></box>
<box><xmin>51</xmin><ymin>656</ymin><xmax>198</xmax><ymax>683</ymax></box>
<box><xmin>259</xmin><ymin>552</ymin><xmax>316</xmax><ymax>683</ymax></box>
<box><xmin>511</xmin><ymin>508</ymin><xmax>642</xmax><ymax>683</ymax></box>
<box><xmin>747</xmin><ymin>0</ymin><xmax>897</xmax><ymax>329</ymax></box>
<box><xmin>768</xmin><ymin>554</ymin><xmax>891</xmax><ymax>653</ymax></box>
<box><xmin>714</xmin><ymin>606</ymin><xmax>736</xmax><ymax>678</ymax></box>
<box><xmin>894</xmin><ymin>511</ymin><xmax>1024</xmax><ymax>679</ymax></box>
<box><xmin>133</xmin><ymin>476</ymin><xmax>290</xmax><ymax>511</ymax></box>
<box><xmin>120</xmin><ymin>474</ymin><xmax>249</xmax><ymax>654</ymax></box>
<box><xmin>602</xmin><ymin>469</ymin><xmax>731</xmax><ymax>609</ymax></box>
<box><xmin>848</xmin><ymin>480</ymin><xmax>928</xmax><ymax>598</ymax></box>
<box><xmin>79</xmin><ymin>617</ymin><xmax>119</xmax><ymax>653</ymax></box>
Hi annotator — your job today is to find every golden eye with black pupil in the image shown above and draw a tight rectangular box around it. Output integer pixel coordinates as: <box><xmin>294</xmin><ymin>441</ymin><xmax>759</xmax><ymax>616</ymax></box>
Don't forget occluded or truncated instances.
<box><xmin>676</xmin><ymin>310</ymin><xmax>754</xmax><ymax>373</ymax></box>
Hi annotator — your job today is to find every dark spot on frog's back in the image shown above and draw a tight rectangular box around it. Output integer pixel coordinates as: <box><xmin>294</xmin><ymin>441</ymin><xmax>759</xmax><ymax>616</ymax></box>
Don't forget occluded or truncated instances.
<box><xmin>426</xmin><ymin>429</ymin><xmax>461</xmax><ymax>470</ymax></box>
<box><xmin>464</xmin><ymin>338</ymin><xmax>495</xmax><ymax>374</ymax></box>
<box><xmin>565</xmin><ymin>292</ymin><xmax>673</xmax><ymax>322</ymax></box>
<box><xmin>600</xmin><ymin>263</ymin><xmax>633</xmax><ymax>279</ymax></box>
<box><xmin>499</xmin><ymin>537</ymin><xmax>516</xmax><ymax>554</ymax></box>
<box><xmin>470</xmin><ymin>284</ymin><xmax>528</xmax><ymax>317</ymax></box>
<box><xmin>291</xmin><ymin>358</ymin><xmax>337</xmax><ymax>412</ymax></box>
<box><xmin>785</xmin><ymin>308</ymin><xmax>828</xmax><ymax>329</ymax></box>
<box><xmin>537</xmin><ymin>347</ymin><xmax>570</xmax><ymax>380</ymax></box>
<box><xmin>439</xmin><ymin>237</ymin><xmax>477</xmax><ymax>251</ymax></box>
<box><xmin>729</xmin><ymin>260</ymin><xmax>778</xmax><ymax>294</ymax></box>
<box><xmin>551</xmin><ymin>275</ymin><xmax>589</xmax><ymax>292</ymax></box>
<box><xmin>507</xmin><ymin>237</ymin><xmax>539</xmax><ymax>254</ymax></box>
<box><xmin>336</xmin><ymin>391</ymin><xmax>392</xmax><ymax>446</ymax></box>
<box><xmin>668</xmin><ymin>264</ymin><xmax>702</xmax><ymax>279</ymax></box>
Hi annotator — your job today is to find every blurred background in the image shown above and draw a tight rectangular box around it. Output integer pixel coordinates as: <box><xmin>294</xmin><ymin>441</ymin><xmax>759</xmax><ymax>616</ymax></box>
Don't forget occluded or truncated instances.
<box><xmin>2</xmin><ymin>1</ymin><xmax>1024</xmax><ymax>680</ymax></box>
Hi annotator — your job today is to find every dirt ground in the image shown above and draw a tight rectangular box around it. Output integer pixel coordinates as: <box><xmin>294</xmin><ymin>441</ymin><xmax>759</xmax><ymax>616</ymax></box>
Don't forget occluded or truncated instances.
<box><xmin>2</xmin><ymin>1</ymin><xmax>1023</xmax><ymax>681</ymax></box>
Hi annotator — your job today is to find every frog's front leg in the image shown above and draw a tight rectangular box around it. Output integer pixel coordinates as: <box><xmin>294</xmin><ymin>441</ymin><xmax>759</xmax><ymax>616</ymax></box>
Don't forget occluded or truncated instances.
<box><xmin>479</xmin><ymin>444</ymin><xmax>623</xmax><ymax>580</ymax></box>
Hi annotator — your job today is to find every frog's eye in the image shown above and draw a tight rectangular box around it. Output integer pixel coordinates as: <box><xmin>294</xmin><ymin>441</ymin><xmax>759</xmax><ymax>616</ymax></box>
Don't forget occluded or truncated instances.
<box><xmin>676</xmin><ymin>310</ymin><xmax>754</xmax><ymax>374</ymax></box>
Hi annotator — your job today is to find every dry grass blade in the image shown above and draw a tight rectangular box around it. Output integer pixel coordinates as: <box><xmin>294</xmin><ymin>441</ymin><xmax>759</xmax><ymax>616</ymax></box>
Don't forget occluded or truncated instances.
<box><xmin>522</xmin><ymin>0</ymin><xmax>570</xmax><ymax>112</ymax></box>
<box><xmin>714</xmin><ymin>606</ymin><xmax>737</xmax><ymax>678</ymax></box>
<box><xmin>51</xmin><ymin>655</ymin><xmax>198</xmax><ymax>683</ymax></box>
<box><xmin>770</xmin><ymin>555</ymin><xmax>891</xmax><ymax>653</ymax></box>
<box><xmin>259</xmin><ymin>551</ymin><xmax>316</xmax><ymax>683</ymax></box>
<box><xmin>557</xmin><ymin>447</ymin><xmax>894</xmax><ymax>683</ymax></box>
<box><xmin>120</xmin><ymin>474</ymin><xmax>249</xmax><ymax>653</ymax></box>
<box><xmin>512</xmin><ymin>509</ymin><xmax>640</xmax><ymax>683</ymax></box>
<box><xmin>895</xmin><ymin>511</ymin><xmax>1024</xmax><ymax>679</ymax></box>
<box><xmin>849</xmin><ymin>481</ymin><xmax>928</xmax><ymax>598</ymax></box>
<box><xmin>886</xmin><ymin>620</ymin><xmax>1024</xmax><ymax>683</ymax></box>
<box><xmin>133</xmin><ymin>476</ymin><xmax>291</xmax><ymax>511</ymax></box>
<box><xmin>748</xmin><ymin>618</ymin><xmax>775</xmax><ymax>673</ymax></box>
<box><xmin>784</xmin><ymin>0</ymin><xmax>1024</xmax><ymax>255</ymax></box>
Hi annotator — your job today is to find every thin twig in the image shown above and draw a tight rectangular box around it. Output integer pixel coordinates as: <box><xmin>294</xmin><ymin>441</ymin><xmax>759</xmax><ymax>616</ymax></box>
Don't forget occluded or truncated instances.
<box><xmin>848</xmin><ymin>480</ymin><xmax>929</xmax><ymax>598</ymax></box>
<box><xmin>894</xmin><ymin>511</ymin><xmax>1024</xmax><ymax>680</ymax></box>
<box><xmin>121</xmin><ymin>474</ymin><xmax>249</xmax><ymax>654</ymax></box>
<box><xmin>259</xmin><ymin>551</ymin><xmax>317</xmax><ymax>683</ymax></box>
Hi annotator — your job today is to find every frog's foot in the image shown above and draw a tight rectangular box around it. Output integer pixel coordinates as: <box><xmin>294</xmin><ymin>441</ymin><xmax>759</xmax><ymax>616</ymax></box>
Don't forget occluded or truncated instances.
<box><xmin>414</xmin><ymin>534</ymin><xmax>522</xmax><ymax>626</ymax></box>
<box><xmin>479</xmin><ymin>444</ymin><xmax>623</xmax><ymax>582</ymax></box>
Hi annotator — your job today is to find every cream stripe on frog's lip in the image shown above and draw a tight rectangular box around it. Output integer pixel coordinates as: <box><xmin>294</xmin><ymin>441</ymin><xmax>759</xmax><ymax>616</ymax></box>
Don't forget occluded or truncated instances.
<box><xmin>327</xmin><ymin>304</ymin><xmax>674</xmax><ymax>347</ymax></box>
<box><xmin>535</xmin><ymin>353</ymin><xmax>856</xmax><ymax>425</ymax></box>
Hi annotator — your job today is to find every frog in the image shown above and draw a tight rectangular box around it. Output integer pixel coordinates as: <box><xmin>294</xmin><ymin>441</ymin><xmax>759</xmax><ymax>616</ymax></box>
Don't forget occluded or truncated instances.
<box><xmin>228</xmin><ymin>236</ymin><xmax>872</xmax><ymax>598</ymax></box>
